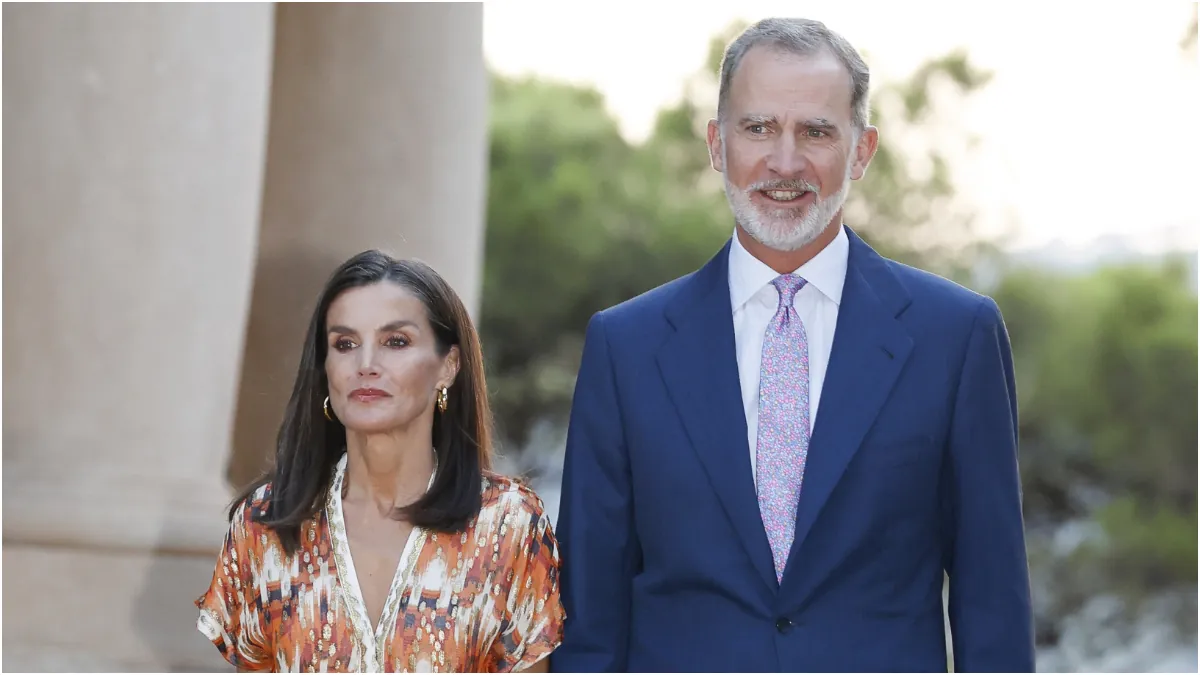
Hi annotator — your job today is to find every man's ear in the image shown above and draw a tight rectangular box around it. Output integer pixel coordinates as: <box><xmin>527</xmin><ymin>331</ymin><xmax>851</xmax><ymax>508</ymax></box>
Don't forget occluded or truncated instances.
<box><xmin>850</xmin><ymin>125</ymin><xmax>879</xmax><ymax>181</ymax></box>
<box><xmin>706</xmin><ymin>119</ymin><xmax>725</xmax><ymax>173</ymax></box>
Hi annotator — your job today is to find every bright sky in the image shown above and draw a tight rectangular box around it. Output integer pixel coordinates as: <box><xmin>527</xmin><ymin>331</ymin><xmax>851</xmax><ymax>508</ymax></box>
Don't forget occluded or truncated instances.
<box><xmin>483</xmin><ymin>1</ymin><xmax>1199</xmax><ymax>253</ymax></box>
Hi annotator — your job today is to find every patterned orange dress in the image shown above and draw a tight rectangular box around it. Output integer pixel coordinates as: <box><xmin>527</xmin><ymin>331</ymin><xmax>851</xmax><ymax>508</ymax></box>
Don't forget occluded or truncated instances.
<box><xmin>196</xmin><ymin>454</ymin><xmax>565</xmax><ymax>672</ymax></box>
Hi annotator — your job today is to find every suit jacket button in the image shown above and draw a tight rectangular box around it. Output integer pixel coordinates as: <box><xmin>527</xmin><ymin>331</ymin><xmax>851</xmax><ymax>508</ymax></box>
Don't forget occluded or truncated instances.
<box><xmin>775</xmin><ymin>617</ymin><xmax>794</xmax><ymax>634</ymax></box>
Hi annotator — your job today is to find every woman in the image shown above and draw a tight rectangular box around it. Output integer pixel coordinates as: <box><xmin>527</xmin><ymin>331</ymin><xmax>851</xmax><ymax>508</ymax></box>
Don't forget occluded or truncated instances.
<box><xmin>196</xmin><ymin>250</ymin><xmax>564</xmax><ymax>672</ymax></box>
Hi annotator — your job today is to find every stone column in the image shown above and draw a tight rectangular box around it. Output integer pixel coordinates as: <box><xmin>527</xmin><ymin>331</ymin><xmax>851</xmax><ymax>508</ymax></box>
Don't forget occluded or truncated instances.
<box><xmin>2</xmin><ymin>3</ymin><xmax>274</xmax><ymax>670</ymax></box>
<box><xmin>226</xmin><ymin>2</ymin><xmax>489</xmax><ymax>489</ymax></box>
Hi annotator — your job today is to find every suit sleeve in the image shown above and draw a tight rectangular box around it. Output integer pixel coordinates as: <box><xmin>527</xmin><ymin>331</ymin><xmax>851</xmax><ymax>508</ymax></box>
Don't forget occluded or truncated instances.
<box><xmin>946</xmin><ymin>297</ymin><xmax>1036</xmax><ymax>672</ymax></box>
<box><xmin>549</xmin><ymin>311</ymin><xmax>641</xmax><ymax>672</ymax></box>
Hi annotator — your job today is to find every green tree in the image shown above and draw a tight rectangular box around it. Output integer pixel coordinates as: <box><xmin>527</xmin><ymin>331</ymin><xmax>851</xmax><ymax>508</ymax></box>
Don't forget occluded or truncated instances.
<box><xmin>992</xmin><ymin>260</ymin><xmax>1198</xmax><ymax>622</ymax></box>
<box><xmin>480</xmin><ymin>76</ymin><xmax>639</xmax><ymax>445</ymax></box>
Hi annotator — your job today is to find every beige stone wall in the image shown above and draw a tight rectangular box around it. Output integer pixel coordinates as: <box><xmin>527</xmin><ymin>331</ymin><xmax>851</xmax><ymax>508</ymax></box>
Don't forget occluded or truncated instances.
<box><xmin>2</xmin><ymin>3</ymin><xmax>487</xmax><ymax>671</ymax></box>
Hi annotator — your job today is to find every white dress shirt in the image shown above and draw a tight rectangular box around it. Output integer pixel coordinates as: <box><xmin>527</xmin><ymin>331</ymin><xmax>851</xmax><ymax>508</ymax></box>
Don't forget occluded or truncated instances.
<box><xmin>728</xmin><ymin>225</ymin><xmax>849</xmax><ymax>482</ymax></box>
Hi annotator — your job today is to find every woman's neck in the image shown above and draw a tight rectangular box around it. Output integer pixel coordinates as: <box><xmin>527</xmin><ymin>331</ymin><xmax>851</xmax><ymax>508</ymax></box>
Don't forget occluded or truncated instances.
<box><xmin>343</xmin><ymin>429</ymin><xmax>436</xmax><ymax>518</ymax></box>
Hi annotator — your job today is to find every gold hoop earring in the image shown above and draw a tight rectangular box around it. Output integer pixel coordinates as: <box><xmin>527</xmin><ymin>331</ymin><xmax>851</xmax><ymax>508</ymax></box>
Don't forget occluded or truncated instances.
<box><xmin>323</xmin><ymin>396</ymin><xmax>335</xmax><ymax>422</ymax></box>
<box><xmin>436</xmin><ymin>386</ymin><xmax>449</xmax><ymax>413</ymax></box>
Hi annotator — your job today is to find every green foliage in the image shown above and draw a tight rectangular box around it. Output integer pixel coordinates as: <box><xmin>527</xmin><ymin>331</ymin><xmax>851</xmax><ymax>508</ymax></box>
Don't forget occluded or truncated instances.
<box><xmin>480</xmin><ymin>75</ymin><xmax>733</xmax><ymax>445</ymax></box>
<box><xmin>481</xmin><ymin>76</ymin><xmax>641</xmax><ymax>444</ymax></box>
<box><xmin>1096</xmin><ymin>497</ymin><xmax>1196</xmax><ymax>594</ymax></box>
<box><xmin>991</xmin><ymin>261</ymin><xmax>1198</xmax><ymax>598</ymax></box>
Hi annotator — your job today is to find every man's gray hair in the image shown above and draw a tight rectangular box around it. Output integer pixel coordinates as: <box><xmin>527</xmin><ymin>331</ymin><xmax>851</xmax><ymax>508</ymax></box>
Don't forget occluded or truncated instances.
<box><xmin>717</xmin><ymin>18</ymin><xmax>871</xmax><ymax>131</ymax></box>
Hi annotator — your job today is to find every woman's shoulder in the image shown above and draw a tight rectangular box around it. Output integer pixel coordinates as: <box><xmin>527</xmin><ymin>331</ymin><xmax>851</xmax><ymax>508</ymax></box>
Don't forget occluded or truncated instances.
<box><xmin>233</xmin><ymin>482</ymin><xmax>273</xmax><ymax>516</ymax></box>
<box><xmin>474</xmin><ymin>473</ymin><xmax>561</xmax><ymax>574</ymax></box>
<box><xmin>479</xmin><ymin>472</ymin><xmax>551</xmax><ymax>524</ymax></box>
<box><xmin>225</xmin><ymin>482</ymin><xmax>276</xmax><ymax>539</ymax></box>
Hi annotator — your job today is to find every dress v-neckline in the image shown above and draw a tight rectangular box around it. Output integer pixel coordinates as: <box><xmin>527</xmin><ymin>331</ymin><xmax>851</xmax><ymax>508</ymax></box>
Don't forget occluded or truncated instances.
<box><xmin>327</xmin><ymin>453</ymin><xmax>435</xmax><ymax>672</ymax></box>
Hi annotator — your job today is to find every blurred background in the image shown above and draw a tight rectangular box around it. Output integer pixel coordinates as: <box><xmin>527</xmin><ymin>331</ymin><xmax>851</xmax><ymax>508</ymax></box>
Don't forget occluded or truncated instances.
<box><xmin>3</xmin><ymin>2</ymin><xmax>1197</xmax><ymax>672</ymax></box>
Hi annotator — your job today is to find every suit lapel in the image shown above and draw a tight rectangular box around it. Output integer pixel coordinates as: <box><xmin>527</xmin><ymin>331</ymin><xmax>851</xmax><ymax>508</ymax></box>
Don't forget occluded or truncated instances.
<box><xmin>782</xmin><ymin>229</ymin><xmax>914</xmax><ymax>584</ymax></box>
<box><xmin>656</xmin><ymin>241</ymin><xmax>778</xmax><ymax>592</ymax></box>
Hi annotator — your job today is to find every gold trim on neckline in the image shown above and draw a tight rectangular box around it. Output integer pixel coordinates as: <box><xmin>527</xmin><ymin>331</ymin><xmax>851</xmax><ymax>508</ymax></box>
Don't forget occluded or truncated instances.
<box><xmin>326</xmin><ymin>453</ymin><xmax>436</xmax><ymax>672</ymax></box>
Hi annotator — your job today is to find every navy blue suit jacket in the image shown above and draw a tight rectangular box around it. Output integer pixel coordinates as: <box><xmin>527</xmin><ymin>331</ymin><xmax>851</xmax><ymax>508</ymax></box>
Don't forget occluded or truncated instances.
<box><xmin>550</xmin><ymin>228</ymin><xmax>1034</xmax><ymax>672</ymax></box>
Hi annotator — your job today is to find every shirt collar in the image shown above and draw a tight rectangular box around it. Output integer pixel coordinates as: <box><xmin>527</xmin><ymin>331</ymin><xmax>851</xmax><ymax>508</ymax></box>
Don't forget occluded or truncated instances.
<box><xmin>728</xmin><ymin>223</ymin><xmax>849</xmax><ymax>311</ymax></box>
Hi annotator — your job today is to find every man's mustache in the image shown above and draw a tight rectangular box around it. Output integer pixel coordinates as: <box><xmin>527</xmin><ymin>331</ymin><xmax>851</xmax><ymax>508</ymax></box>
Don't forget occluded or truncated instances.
<box><xmin>746</xmin><ymin>179</ymin><xmax>818</xmax><ymax>193</ymax></box>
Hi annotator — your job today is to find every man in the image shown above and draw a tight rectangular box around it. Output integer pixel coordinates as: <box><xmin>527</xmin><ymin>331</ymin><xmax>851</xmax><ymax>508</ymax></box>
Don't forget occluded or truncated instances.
<box><xmin>550</xmin><ymin>17</ymin><xmax>1034</xmax><ymax>673</ymax></box>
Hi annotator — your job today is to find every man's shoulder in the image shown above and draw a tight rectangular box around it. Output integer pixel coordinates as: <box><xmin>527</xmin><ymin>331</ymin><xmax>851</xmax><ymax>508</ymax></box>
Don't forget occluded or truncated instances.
<box><xmin>866</xmin><ymin>254</ymin><xmax>1007</xmax><ymax>351</ymax></box>
<box><xmin>593</xmin><ymin>266</ymin><xmax>703</xmax><ymax>330</ymax></box>
<box><xmin>880</xmin><ymin>254</ymin><xmax>997</xmax><ymax>319</ymax></box>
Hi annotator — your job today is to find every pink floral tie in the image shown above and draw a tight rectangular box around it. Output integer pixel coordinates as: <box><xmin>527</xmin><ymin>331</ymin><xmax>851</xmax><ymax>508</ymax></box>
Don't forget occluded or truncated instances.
<box><xmin>756</xmin><ymin>274</ymin><xmax>811</xmax><ymax>584</ymax></box>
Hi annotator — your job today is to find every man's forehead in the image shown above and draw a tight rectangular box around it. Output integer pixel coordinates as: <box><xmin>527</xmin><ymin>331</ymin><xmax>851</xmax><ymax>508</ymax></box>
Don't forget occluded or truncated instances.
<box><xmin>728</xmin><ymin>47</ymin><xmax>853</xmax><ymax>113</ymax></box>
<box><xmin>741</xmin><ymin>43</ymin><xmax>844</xmax><ymax>71</ymax></box>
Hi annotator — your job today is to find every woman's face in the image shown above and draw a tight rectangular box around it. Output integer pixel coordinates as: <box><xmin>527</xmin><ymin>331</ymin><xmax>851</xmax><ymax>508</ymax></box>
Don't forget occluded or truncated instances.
<box><xmin>324</xmin><ymin>282</ymin><xmax>459</xmax><ymax>434</ymax></box>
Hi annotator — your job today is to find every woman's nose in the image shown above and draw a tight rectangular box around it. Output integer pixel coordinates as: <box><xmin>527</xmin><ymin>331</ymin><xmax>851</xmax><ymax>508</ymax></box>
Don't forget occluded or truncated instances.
<box><xmin>357</xmin><ymin>348</ymin><xmax>380</xmax><ymax>377</ymax></box>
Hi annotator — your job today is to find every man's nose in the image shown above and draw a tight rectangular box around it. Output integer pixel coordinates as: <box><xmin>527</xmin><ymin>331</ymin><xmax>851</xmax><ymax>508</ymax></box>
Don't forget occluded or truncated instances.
<box><xmin>765</xmin><ymin>134</ymin><xmax>808</xmax><ymax>178</ymax></box>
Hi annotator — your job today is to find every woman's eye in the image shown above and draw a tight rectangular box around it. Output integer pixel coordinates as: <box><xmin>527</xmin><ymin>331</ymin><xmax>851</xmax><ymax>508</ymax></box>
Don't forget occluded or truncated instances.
<box><xmin>333</xmin><ymin>339</ymin><xmax>355</xmax><ymax>352</ymax></box>
<box><xmin>385</xmin><ymin>335</ymin><xmax>409</xmax><ymax>348</ymax></box>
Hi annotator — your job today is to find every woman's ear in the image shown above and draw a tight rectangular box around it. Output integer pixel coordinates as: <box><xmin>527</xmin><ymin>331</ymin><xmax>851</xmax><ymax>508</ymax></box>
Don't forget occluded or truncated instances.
<box><xmin>440</xmin><ymin>345</ymin><xmax>461</xmax><ymax>388</ymax></box>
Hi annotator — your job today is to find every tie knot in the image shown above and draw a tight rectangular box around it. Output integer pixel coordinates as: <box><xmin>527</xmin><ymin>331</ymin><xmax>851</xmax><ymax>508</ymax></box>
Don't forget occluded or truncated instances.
<box><xmin>771</xmin><ymin>274</ymin><xmax>807</xmax><ymax>308</ymax></box>
<box><xmin>772</xmin><ymin>271</ymin><xmax>811</xmax><ymax>309</ymax></box>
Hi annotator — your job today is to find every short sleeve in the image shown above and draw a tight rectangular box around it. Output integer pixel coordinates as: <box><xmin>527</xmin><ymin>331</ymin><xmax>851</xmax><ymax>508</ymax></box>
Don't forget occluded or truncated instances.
<box><xmin>489</xmin><ymin>503</ymin><xmax>567</xmax><ymax>672</ymax></box>
<box><xmin>195</xmin><ymin>497</ymin><xmax>272</xmax><ymax>671</ymax></box>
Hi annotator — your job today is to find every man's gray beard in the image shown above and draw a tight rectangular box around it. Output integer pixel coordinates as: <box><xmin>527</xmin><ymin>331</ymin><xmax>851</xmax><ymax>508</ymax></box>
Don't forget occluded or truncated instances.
<box><xmin>725</xmin><ymin>173</ymin><xmax>851</xmax><ymax>252</ymax></box>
